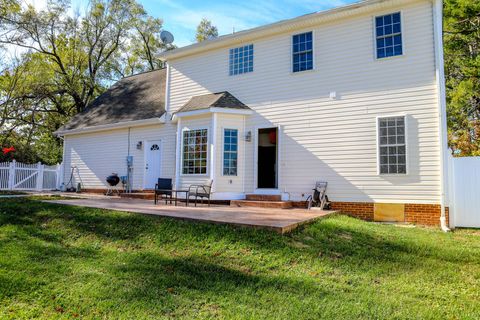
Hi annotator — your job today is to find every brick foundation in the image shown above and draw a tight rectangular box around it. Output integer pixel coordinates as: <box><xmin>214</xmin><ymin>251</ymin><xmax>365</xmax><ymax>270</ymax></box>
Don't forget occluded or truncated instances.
<box><xmin>331</xmin><ymin>201</ymin><xmax>449</xmax><ymax>227</ymax></box>
<box><xmin>79</xmin><ymin>189</ymin><xmax>153</xmax><ymax>194</ymax></box>
<box><xmin>404</xmin><ymin>204</ymin><xmax>449</xmax><ymax>227</ymax></box>
<box><xmin>331</xmin><ymin>202</ymin><xmax>375</xmax><ymax>221</ymax></box>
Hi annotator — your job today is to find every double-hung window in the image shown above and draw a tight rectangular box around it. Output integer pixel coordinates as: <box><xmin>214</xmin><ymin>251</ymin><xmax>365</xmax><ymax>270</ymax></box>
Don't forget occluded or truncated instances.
<box><xmin>292</xmin><ymin>31</ymin><xmax>313</xmax><ymax>72</ymax></box>
<box><xmin>223</xmin><ymin>129</ymin><xmax>238</xmax><ymax>176</ymax></box>
<box><xmin>378</xmin><ymin>116</ymin><xmax>407</xmax><ymax>174</ymax></box>
<box><xmin>375</xmin><ymin>12</ymin><xmax>403</xmax><ymax>59</ymax></box>
<box><xmin>182</xmin><ymin>129</ymin><xmax>208</xmax><ymax>175</ymax></box>
<box><xmin>229</xmin><ymin>44</ymin><xmax>254</xmax><ymax>76</ymax></box>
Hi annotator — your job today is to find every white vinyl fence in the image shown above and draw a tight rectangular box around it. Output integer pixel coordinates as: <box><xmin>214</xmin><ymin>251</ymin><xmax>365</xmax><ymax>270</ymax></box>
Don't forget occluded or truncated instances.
<box><xmin>0</xmin><ymin>160</ymin><xmax>62</xmax><ymax>191</ymax></box>
<box><xmin>448</xmin><ymin>155</ymin><xmax>480</xmax><ymax>228</ymax></box>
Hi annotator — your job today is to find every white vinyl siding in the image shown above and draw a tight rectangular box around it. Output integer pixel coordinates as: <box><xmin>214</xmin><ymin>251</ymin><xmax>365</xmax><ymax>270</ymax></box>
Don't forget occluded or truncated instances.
<box><xmin>168</xmin><ymin>0</ymin><xmax>440</xmax><ymax>204</ymax></box>
<box><xmin>214</xmin><ymin>113</ymin><xmax>245</xmax><ymax>195</ymax></box>
<box><xmin>62</xmin><ymin>123</ymin><xmax>176</xmax><ymax>190</ymax></box>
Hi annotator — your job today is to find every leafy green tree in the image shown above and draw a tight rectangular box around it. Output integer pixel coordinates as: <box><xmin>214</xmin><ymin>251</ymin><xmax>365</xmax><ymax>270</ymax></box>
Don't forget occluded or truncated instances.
<box><xmin>0</xmin><ymin>0</ymin><xmax>173</xmax><ymax>164</ymax></box>
<box><xmin>107</xmin><ymin>15</ymin><xmax>176</xmax><ymax>78</ymax></box>
<box><xmin>195</xmin><ymin>18</ymin><xmax>218</xmax><ymax>42</ymax></box>
<box><xmin>444</xmin><ymin>0</ymin><xmax>480</xmax><ymax>156</ymax></box>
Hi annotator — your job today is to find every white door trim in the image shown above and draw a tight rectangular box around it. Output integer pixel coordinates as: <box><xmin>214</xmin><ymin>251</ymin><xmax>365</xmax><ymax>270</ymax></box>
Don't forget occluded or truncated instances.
<box><xmin>143</xmin><ymin>139</ymin><xmax>162</xmax><ymax>189</ymax></box>
<box><xmin>253</xmin><ymin>125</ymin><xmax>281</xmax><ymax>194</ymax></box>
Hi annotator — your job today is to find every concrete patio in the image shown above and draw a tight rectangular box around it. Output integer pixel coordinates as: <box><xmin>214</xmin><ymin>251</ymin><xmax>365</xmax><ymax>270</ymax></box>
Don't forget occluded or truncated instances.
<box><xmin>44</xmin><ymin>197</ymin><xmax>336</xmax><ymax>234</ymax></box>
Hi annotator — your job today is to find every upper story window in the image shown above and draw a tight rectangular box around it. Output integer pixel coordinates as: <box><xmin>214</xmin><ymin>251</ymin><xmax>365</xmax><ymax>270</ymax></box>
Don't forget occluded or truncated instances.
<box><xmin>229</xmin><ymin>44</ymin><xmax>253</xmax><ymax>76</ymax></box>
<box><xmin>378</xmin><ymin>116</ymin><xmax>407</xmax><ymax>174</ymax></box>
<box><xmin>182</xmin><ymin>129</ymin><xmax>208</xmax><ymax>175</ymax></box>
<box><xmin>223</xmin><ymin>129</ymin><xmax>238</xmax><ymax>176</ymax></box>
<box><xmin>375</xmin><ymin>12</ymin><xmax>403</xmax><ymax>59</ymax></box>
<box><xmin>292</xmin><ymin>31</ymin><xmax>313</xmax><ymax>72</ymax></box>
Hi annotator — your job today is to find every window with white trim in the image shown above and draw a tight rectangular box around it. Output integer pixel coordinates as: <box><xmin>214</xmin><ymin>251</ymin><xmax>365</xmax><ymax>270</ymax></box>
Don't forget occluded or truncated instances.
<box><xmin>378</xmin><ymin>116</ymin><xmax>407</xmax><ymax>174</ymax></box>
<box><xmin>375</xmin><ymin>12</ymin><xmax>402</xmax><ymax>59</ymax></box>
<box><xmin>182</xmin><ymin>129</ymin><xmax>208</xmax><ymax>175</ymax></box>
<box><xmin>229</xmin><ymin>44</ymin><xmax>254</xmax><ymax>76</ymax></box>
<box><xmin>292</xmin><ymin>31</ymin><xmax>313</xmax><ymax>72</ymax></box>
<box><xmin>223</xmin><ymin>129</ymin><xmax>238</xmax><ymax>176</ymax></box>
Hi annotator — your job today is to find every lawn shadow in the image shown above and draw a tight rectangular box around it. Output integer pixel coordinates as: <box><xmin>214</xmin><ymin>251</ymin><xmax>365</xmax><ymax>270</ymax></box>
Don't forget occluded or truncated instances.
<box><xmin>2</xmin><ymin>198</ymin><xmax>478</xmax><ymax>284</ymax></box>
<box><xmin>105</xmin><ymin>252</ymin><xmax>332</xmax><ymax>314</ymax></box>
<box><xmin>0</xmin><ymin>198</ymin><xmax>160</xmax><ymax>242</ymax></box>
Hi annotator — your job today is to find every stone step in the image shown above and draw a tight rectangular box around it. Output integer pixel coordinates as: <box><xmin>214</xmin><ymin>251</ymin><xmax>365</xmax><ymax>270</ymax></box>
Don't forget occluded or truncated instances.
<box><xmin>245</xmin><ymin>194</ymin><xmax>282</xmax><ymax>201</ymax></box>
<box><xmin>230</xmin><ymin>200</ymin><xmax>293</xmax><ymax>209</ymax></box>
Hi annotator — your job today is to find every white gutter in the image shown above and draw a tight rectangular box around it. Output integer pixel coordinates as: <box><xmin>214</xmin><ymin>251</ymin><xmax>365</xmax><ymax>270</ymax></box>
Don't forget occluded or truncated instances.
<box><xmin>432</xmin><ymin>0</ymin><xmax>450</xmax><ymax>232</ymax></box>
<box><xmin>171</xmin><ymin>107</ymin><xmax>253</xmax><ymax>122</ymax></box>
<box><xmin>164</xmin><ymin>63</ymin><xmax>172</xmax><ymax>121</ymax></box>
<box><xmin>159</xmin><ymin>0</ymin><xmax>418</xmax><ymax>61</ymax></box>
<box><xmin>54</xmin><ymin>115</ymin><xmax>166</xmax><ymax>136</ymax></box>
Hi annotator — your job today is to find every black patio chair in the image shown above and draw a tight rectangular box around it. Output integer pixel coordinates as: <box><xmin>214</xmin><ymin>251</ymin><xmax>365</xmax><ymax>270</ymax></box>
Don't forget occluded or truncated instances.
<box><xmin>306</xmin><ymin>181</ymin><xmax>331</xmax><ymax>210</ymax></box>
<box><xmin>188</xmin><ymin>179</ymin><xmax>213</xmax><ymax>207</ymax></box>
<box><xmin>154</xmin><ymin>178</ymin><xmax>173</xmax><ymax>205</ymax></box>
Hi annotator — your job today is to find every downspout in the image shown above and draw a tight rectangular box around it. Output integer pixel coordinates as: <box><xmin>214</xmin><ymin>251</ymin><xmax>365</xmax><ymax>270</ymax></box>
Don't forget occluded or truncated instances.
<box><xmin>175</xmin><ymin>117</ymin><xmax>182</xmax><ymax>190</ymax></box>
<box><xmin>164</xmin><ymin>62</ymin><xmax>171</xmax><ymax>122</ymax></box>
<box><xmin>433</xmin><ymin>0</ymin><xmax>450</xmax><ymax>232</ymax></box>
<box><xmin>127</xmin><ymin>127</ymin><xmax>131</xmax><ymax>193</ymax></box>
<box><xmin>210</xmin><ymin>113</ymin><xmax>218</xmax><ymax>193</ymax></box>
<box><xmin>59</xmin><ymin>135</ymin><xmax>65</xmax><ymax>190</ymax></box>
<box><xmin>166</xmin><ymin>61</ymin><xmax>181</xmax><ymax>190</ymax></box>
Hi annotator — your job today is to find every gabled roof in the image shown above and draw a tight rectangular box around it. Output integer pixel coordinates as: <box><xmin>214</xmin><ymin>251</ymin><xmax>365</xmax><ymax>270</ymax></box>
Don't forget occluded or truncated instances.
<box><xmin>58</xmin><ymin>69</ymin><xmax>166</xmax><ymax>133</ymax></box>
<box><xmin>159</xmin><ymin>0</ymin><xmax>406</xmax><ymax>61</ymax></box>
<box><xmin>176</xmin><ymin>91</ymin><xmax>250</xmax><ymax>113</ymax></box>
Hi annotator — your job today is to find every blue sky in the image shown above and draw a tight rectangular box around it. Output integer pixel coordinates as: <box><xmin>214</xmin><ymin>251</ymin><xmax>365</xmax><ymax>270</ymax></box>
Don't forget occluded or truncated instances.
<box><xmin>29</xmin><ymin>0</ymin><xmax>358</xmax><ymax>47</ymax></box>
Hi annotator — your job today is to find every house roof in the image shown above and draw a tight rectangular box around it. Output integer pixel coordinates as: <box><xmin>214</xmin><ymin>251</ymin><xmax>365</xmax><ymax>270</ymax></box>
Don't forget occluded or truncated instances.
<box><xmin>58</xmin><ymin>69</ymin><xmax>166</xmax><ymax>132</ymax></box>
<box><xmin>159</xmin><ymin>0</ymin><xmax>409</xmax><ymax>61</ymax></box>
<box><xmin>176</xmin><ymin>91</ymin><xmax>250</xmax><ymax>113</ymax></box>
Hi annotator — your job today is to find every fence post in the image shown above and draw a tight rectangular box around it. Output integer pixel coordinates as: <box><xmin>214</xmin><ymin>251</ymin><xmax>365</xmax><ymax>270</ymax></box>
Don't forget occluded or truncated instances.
<box><xmin>36</xmin><ymin>162</ymin><xmax>44</xmax><ymax>191</ymax></box>
<box><xmin>7</xmin><ymin>160</ymin><xmax>16</xmax><ymax>190</ymax></box>
<box><xmin>56</xmin><ymin>163</ymin><xmax>63</xmax><ymax>190</ymax></box>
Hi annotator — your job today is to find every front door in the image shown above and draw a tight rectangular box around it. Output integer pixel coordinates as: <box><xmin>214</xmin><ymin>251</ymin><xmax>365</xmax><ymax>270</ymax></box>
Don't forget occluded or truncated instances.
<box><xmin>144</xmin><ymin>140</ymin><xmax>161</xmax><ymax>189</ymax></box>
<box><xmin>257</xmin><ymin>128</ymin><xmax>278</xmax><ymax>189</ymax></box>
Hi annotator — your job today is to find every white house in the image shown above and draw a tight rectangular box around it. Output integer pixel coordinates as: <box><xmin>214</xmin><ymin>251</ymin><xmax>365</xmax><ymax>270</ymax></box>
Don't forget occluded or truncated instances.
<box><xmin>56</xmin><ymin>0</ymin><xmax>450</xmax><ymax>227</ymax></box>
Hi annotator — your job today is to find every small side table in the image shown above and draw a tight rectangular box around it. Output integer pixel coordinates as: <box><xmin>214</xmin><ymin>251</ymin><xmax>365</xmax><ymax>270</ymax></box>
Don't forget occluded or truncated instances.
<box><xmin>155</xmin><ymin>189</ymin><xmax>189</xmax><ymax>206</ymax></box>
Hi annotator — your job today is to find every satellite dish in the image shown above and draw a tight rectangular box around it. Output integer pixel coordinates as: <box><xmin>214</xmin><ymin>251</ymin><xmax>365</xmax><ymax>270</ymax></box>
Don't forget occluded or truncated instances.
<box><xmin>160</xmin><ymin>30</ymin><xmax>174</xmax><ymax>44</ymax></box>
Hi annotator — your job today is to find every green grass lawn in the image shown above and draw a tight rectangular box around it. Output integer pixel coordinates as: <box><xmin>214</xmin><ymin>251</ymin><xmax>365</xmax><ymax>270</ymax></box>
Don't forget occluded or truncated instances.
<box><xmin>0</xmin><ymin>198</ymin><xmax>479</xmax><ymax>319</ymax></box>
<box><xmin>0</xmin><ymin>191</ymin><xmax>27</xmax><ymax>195</ymax></box>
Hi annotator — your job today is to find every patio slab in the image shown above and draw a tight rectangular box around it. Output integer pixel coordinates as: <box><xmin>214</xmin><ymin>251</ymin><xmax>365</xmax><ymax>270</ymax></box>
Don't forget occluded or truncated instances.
<box><xmin>44</xmin><ymin>198</ymin><xmax>337</xmax><ymax>234</ymax></box>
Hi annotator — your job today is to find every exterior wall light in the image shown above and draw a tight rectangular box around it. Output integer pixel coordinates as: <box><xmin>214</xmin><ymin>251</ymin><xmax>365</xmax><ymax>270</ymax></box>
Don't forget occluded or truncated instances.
<box><xmin>245</xmin><ymin>131</ymin><xmax>252</xmax><ymax>142</ymax></box>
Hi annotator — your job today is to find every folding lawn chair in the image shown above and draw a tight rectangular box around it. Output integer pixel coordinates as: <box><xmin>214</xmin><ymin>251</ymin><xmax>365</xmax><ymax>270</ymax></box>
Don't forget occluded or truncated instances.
<box><xmin>307</xmin><ymin>181</ymin><xmax>330</xmax><ymax>210</ymax></box>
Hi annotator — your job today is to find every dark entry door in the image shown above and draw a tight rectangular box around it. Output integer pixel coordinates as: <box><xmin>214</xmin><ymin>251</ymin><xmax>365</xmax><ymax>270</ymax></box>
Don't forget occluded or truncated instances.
<box><xmin>257</xmin><ymin>128</ymin><xmax>278</xmax><ymax>189</ymax></box>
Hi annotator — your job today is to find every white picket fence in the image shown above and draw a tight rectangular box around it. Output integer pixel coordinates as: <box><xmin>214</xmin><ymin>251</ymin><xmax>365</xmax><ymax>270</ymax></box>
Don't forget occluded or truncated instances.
<box><xmin>0</xmin><ymin>160</ymin><xmax>63</xmax><ymax>191</ymax></box>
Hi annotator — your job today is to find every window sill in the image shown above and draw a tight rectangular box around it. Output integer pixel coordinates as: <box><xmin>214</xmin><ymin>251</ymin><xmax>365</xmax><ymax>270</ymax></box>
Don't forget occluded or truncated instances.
<box><xmin>375</xmin><ymin>53</ymin><xmax>405</xmax><ymax>62</ymax></box>
<box><xmin>290</xmin><ymin>68</ymin><xmax>316</xmax><ymax>75</ymax></box>
<box><xmin>378</xmin><ymin>173</ymin><xmax>409</xmax><ymax>177</ymax></box>
<box><xmin>228</xmin><ymin>71</ymin><xmax>254</xmax><ymax>77</ymax></box>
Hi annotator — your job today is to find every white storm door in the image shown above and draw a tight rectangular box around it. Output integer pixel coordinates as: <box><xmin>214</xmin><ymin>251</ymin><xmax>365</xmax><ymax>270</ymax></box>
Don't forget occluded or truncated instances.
<box><xmin>144</xmin><ymin>140</ymin><xmax>162</xmax><ymax>189</ymax></box>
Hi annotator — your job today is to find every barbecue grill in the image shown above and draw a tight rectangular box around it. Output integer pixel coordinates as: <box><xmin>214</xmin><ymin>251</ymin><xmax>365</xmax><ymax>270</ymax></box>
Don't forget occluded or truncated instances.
<box><xmin>105</xmin><ymin>173</ymin><xmax>120</xmax><ymax>195</ymax></box>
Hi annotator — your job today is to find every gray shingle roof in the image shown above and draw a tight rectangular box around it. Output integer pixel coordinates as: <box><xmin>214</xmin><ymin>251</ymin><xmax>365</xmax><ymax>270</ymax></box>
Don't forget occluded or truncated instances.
<box><xmin>59</xmin><ymin>69</ymin><xmax>166</xmax><ymax>131</ymax></box>
<box><xmin>176</xmin><ymin>91</ymin><xmax>250</xmax><ymax>113</ymax></box>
